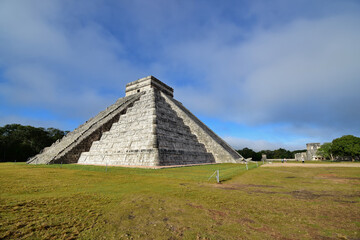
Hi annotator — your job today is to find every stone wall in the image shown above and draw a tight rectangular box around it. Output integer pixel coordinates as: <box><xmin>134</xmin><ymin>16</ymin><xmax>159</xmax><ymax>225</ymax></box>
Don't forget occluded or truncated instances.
<box><xmin>125</xmin><ymin>76</ymin><xmax>173</xmax><ymax>97</ymax></box>
<box><xmin>294</xmin><ymin>144</ymin><xmax>324</xmax><ymax>161</ymax></box>
<box><xmin>161</xmin><ymin>92</ymin><xmax>243</xmax><ymax>163</ymax></box>
<box><xmin>27</xmin><ymin>93</ymin><xmax>142</xmax><ymax>164</ymax></box>
<box><xmin>155</xmin><ymin>90</ymin><xmax>215</xmax><ymax>165</ymax></box>
<box><xmin>78</xmin><ymin>89</ymin><xmax>159</xmax><ymax>166</ymax></box>
<box><xmin>306</xmin><ymin>143</ymin><xmax>322</xmax><ymax>160</ymax></box>
<box><xmin>295</xmin><ymin>152</ymin><xmax>307</xmax><ymax>161</ymax></box>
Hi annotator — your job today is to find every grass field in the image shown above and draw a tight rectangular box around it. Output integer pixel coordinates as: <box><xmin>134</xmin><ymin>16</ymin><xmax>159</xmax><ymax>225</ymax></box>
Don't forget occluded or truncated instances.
<box><xmin>0</xmin><ymin>162</ymin><xmax>359</xmax><ymax>239</ymax></box>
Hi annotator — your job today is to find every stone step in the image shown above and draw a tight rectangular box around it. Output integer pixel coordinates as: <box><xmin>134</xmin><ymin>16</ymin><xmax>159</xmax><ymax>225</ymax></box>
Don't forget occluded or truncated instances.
<box><xmin>158</xmin><ymin>141</ymin><xmax>206</xmax><ymax>152</ymax></box>
<box><xmin>106</xmin><ymin>127</ymin><xmax>154</xmax><ymax>136</ymax></box>
<box><xmin>114</xmin><ymin>123</ymin><xmax>153</xmax><ymax>129</ymax></box>
<box><xmin>156</xmin><ymin>127</ymin><xmax>193</xmax><ymax>137</ymax></box>
<box><xmin>78</xmin><ymin>151</ymin><xmax>159</xmax><ymax>166</ymax></box>
<box><xmin>89</xmin><ymin>137</ymin><xmax>156</xmax><ymax>151</ymax></box>
<box><xmin>123</xmin><ymin>107</ymin><xmax>156</xmax><ymax>115</ymax></box>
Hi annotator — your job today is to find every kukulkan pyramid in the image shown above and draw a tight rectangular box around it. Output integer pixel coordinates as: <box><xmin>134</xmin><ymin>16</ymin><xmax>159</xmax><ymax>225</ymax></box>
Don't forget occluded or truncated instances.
<box><xmin>27</xmin><ymin>76</ymin><xmax>244</xmax><ymax>166</ymax></box>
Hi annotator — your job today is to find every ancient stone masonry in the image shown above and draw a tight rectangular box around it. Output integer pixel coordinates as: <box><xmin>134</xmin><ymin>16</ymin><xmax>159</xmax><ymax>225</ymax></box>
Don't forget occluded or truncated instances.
<box><xmin>28</xmin><ymin>76</ymin><xmax>244</xmax><ymax>166</ymax></box>
<box><xmin>161</xmin><ymin>93</ymin><xmax>242</xmax><ymax>163</ymax></box>
<box><xmin>27</xmin><ymin>93</ymin><xmax>143</xmax><ymax>164</ymax></box>
<box><xmin>294</xmin><ymin>143</ymin><xmax>324</xmax><ymax>161</ymax></box>
<box><xmin>306</xmin><ymin>143</ymin><xmax>323</xmax><ymax>160</ymax></box>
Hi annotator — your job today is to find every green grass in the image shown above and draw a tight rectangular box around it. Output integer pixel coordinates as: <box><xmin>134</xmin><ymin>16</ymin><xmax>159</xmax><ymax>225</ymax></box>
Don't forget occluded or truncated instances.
<box><xmin>0</xmin><ymin>162</ymin><xmax>359</xmax><ymax>239</ymax></box>
<box><xmin>270</xmin><ymin>160</ymin><xmax>358</xmax><ymax>164</ymax></box>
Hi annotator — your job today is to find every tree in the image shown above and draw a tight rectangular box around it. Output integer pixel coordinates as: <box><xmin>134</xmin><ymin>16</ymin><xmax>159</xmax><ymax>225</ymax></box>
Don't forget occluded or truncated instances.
<box><xmin>46</xmin><ymin>128</ymin><xmax>69</xmax><ymax>142</ymax></box>
<box><xmin>272</xmin><ymin>148</ymin><xmax>293</xmax><ymax>159</ymax></box>
<box><xmin>237</xmin><ymin>148</ymin><xmax>262</xmax><ymax>161</ymax></box>
<box><xmin>331</xmin><ymin>135</ymin><xmax>360</xmax><ymax>161</ymax></box>
<box><xmin>317</xmin><ymin>142</ymin><xmax>333</xmax><ymax>160</ymax></box>
<box><xmin>292</xmin><ymin>149</ymin><xmax>307</xmax><ymax>154</ymax></box>
<box><xmin>0</xmin><ymin>124</ymin><xmax>68</xmax><ymax>162</ymax></box>
<box><xmin>259</xmin><ymin>150</ymin><xmax>274</xmax><ymax>159</ymax></box>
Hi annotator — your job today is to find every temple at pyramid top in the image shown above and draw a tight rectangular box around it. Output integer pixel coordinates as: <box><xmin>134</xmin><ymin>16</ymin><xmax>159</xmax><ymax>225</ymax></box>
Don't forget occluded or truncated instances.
<box><xmin>27</xmin><ymin>76</ymin><xmax>244</xmax><ymax>167</ymax></box>
<box><xmin>125</xmin><ymin>76</ymin><xmax>174</xmax><ymax>97</ymax></box>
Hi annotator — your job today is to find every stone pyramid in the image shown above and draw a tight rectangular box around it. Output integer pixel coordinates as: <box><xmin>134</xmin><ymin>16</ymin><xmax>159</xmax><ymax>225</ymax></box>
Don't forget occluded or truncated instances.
<box><xmin>27</xmin><ymin>76</ymin><xmax>244</xmax><ymax>166</ymax></box>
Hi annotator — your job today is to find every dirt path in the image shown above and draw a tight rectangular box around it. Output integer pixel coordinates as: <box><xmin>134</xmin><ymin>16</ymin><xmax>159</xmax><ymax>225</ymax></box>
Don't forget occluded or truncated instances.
<box><xmin>261</xmin><ymin>163</ymin><xmax>360</xmax><ymax>168</ymax></box>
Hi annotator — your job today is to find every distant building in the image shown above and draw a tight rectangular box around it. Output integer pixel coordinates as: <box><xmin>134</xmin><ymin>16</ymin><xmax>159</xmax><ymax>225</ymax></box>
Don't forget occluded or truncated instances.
<box><xmin>295</xmin><ymin>143</ymin><xmax>324</xmax><ymax>161</ymax></box>
<box><xmin>295</xmin><ymin>152</ymin><xmax>307</xmax><ymax>161</ymax></box>
<box><xmin>306</xmin><ymin>143</ymin><xmax>324</xmax><ymax>160</ymax></box>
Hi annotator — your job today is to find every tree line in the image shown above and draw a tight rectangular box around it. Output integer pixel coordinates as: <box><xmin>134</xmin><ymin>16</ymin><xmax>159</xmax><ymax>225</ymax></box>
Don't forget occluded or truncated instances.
<box><xmin>238</xmin><ymin>135</ymin><xmax>360</xmax><ymax>161</ymax></box>
<box><xmin>317</xmin><ymin>135</ymin><xmax>360</xmax><ymax>161</ymax></box>
<box><xmin>236</xmin><ymin>148</ymin><xmax>305</xmax><ymax>161</ymax></box>
<box><xmin>0</xmin><ymin>124</ymin><xmax>69</xmax><ymax>162</ymax></box>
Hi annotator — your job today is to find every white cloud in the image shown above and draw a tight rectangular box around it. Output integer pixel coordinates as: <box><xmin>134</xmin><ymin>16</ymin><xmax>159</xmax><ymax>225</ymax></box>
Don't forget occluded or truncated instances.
<box><xmin>167</xmin><ymin>14</ymin><xmax>360</xmax><ymax>137</ymax></box>
<box><xmin>0</xmin><ymin>0</ymin><xmax>143</xmax><ymax>121</ymax></box>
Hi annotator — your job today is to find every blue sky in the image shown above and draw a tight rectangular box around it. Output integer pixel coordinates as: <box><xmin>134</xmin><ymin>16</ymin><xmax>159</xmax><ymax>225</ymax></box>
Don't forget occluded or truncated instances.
<box><xmin>1</xmin><ymin>0</ymin><xmax>359</xmax><ymax>151</ymax></box>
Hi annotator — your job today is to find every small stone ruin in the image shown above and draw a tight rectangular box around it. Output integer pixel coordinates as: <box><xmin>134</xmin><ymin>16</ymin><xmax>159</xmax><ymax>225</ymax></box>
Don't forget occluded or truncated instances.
<box><xmin>295</xmin><ymin>143</ymin><xmax>324</xmax><ymax>161</ymax></box>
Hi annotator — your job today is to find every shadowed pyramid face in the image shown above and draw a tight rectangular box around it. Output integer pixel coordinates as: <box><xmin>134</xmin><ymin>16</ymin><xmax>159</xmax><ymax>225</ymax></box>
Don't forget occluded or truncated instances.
<box><xmin>27</xmin><ymin>76</ymin><xmax>243</xmax><ymax>167</ymax></box>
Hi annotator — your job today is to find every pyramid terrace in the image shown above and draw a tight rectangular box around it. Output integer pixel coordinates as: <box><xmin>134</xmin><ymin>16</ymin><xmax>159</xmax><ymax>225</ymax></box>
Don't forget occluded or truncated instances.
<box><xmin>28</xmin><ymin>76</ymin><xmax>243</xmax><ymax>167</ymax></box>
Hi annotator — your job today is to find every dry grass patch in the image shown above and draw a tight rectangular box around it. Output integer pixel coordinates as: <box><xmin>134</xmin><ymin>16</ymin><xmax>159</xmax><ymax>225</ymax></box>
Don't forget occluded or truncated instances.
<box><xmin>0</xmin><ymin>162</ymin><xmax>359</xmax><ymax>239</ymax></box>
